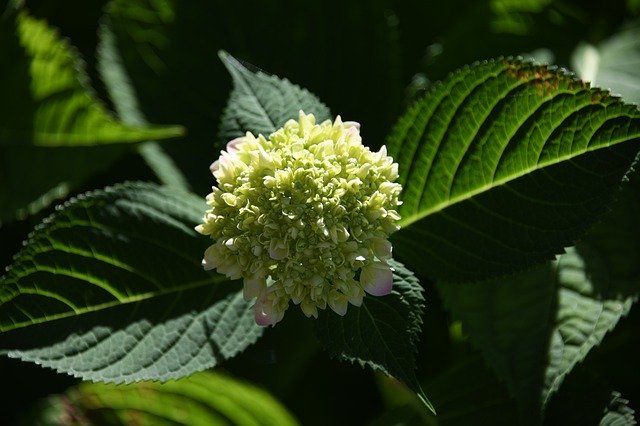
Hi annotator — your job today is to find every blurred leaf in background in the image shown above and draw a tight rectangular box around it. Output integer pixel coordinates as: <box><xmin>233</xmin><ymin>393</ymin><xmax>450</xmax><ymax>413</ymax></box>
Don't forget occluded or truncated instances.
<box><xmin>24</xmin><ymin>370</ymin><xmax>299</xmax><ymax>426</ymax></box>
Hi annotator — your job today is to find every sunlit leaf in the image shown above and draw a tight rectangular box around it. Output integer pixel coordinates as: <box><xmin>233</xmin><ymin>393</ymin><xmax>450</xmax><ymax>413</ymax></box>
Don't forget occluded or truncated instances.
<box><xmin>96</xmin><ymin>17</ymin><xmax>190</xmax><ymax>191</ymax></box>
<box><xmin>28</xmin><ymin>370</ymin><xmax>299</xmax><ymax>426</ymax></box>
<box><xmin>0</xmin><ymin>11</ymin><xmax>184</xmax><ymax>146</ymax></box>
<box><xmin>388</xmin><ymin>58</ymin><xmax>640</xmax><ymax>282</ymax></box>
<box><xmin>0</xmin><ymin>10</ymin><xmax>185</xmax><ymax>224</ymax></box>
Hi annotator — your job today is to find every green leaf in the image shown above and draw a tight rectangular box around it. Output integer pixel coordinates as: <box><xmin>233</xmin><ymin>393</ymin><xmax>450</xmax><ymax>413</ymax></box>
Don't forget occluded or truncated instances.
<box><xmin>314</xmin><ymin>259</ymin><xmax>433</xmax><ymax>413</ymax></box>
<box><xmin>96</xmin><ymin>16</ymin><xmax>190</xmax><ymax>191</ymax></box>
<box><xmin>490</xmin><ymin>0</ymin><xmax>552</xmax><ymax>35</ymax></box>
<box><xmin>372</xmin><ymin>352</ymin><xmax>519</xmax><ymax>426</ymax></box>
<box><xmin>599</xmin><ymin>391</ymin><xmax>637</xmax><ymax>426</ymax></box>
<box><xmin>0</xmin><ymin>182</ymin><xmax>262</xmax><ymax>382</ymax></box>
<box><xmin>0</xmin><ymin>144</ymin><xmax>128</xmax><ymax>224</ymax></box>
<box><xmin>388</xmin><ymin>58</ymin><xmax>640</xmax><ymax>282</ymax></box>
<box><xmin>28</xmin><ymin>370</ymin><xmax>299</xmax><ymax>426</ymax></box>
<box><xmin>436</xmin><ymin>180</ymin><xmax>640</xmax><ymax>422</ymax></box>
<box><xmin>572</xmin><ymin>20</ymin><xmax>640</xmax><ymax>105</ymax></box>
<box><xmin>437</xmin><ymin>264</ymin><xmax>555</xmax><ymax>423</ymax></box>
<box><xmin>0</xmin><ymin>11</ymin><xmax>184</xmax><ymax>146</ymax></box>
<box><xmin>0</xmin><ymin>10</ymin><xmax>186</xmax><ymax>224</ymax></box>
<box><xmin>218</xmin><ymin>50</ymin><xmax>331</xmax><ymax>142</ymax></box>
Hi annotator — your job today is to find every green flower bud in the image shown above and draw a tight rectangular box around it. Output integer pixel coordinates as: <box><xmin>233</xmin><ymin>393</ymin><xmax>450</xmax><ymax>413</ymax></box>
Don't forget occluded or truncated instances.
<box><xmin>196</xmin><ymin>111</ymin><xmax>402</xmax><ymax>326</ymax></box>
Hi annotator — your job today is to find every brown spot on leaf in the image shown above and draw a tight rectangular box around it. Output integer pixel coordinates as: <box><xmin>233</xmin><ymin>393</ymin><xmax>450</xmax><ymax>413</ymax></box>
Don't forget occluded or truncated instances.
<box><xmin>504</xmin><ymin>59</ymin><xmax>588</xmax><ymax>97</ymax></box>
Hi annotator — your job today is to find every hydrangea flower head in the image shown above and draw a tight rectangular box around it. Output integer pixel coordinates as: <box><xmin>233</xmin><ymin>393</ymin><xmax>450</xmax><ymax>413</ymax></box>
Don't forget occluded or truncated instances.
<box><xmin>196</xmin><ymin>111</ymin><xmax>402</xmax><ymax>326</ymax></box>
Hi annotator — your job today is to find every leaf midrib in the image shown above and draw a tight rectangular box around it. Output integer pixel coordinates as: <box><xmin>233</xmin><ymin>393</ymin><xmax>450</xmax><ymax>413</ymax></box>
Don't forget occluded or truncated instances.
<box><xmin>222</xmin><ymin>52</ymin><xmax>276</xmax><ymax>132</ymax></box>
<box><xmin>398</xmin><ymin>126</ymin><xmax>638</xmax><ymax>228</ymax></box>
<box><xmin>0</xmin><ymin>276</ymin><xmax>224</xmax><ymax>333</ymax></box>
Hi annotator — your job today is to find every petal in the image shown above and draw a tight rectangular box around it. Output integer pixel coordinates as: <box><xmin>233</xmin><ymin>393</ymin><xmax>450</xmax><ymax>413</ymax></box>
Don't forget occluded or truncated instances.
<box><xmin>342</xmin><ymin>121</ymin><xmax>360</xmax><ymax>131</ymax></box>
<box><xmin>269</xmin><ymin>239</ymin><xmax>289</xmax><ymax>260</ymax></box>
<box><xmin>328</xmin><ymin>291</ymin><xmax>348</xmax><ymax>316</ymax></box>
<box><xmin>254</xmin><ymin>306</ymin><xmax>278</xmax><ymax>327</ymax></box>
<box><xmin>370</xmin><ymin>238</ymin><xmax>393</xmax><ymax>260</ymax></box>
<box><xmin>347</xmin><ymin>284</ymin><xmax>365</xmax><ymax>307</ymax></box>
<box><xmin>253</xmin><ymin>295</ymin><xmax>282</xmax><ymax>327</ymax></box>
<box><xmin>201</xmin><ymin>244</ymin><xmax>222</xmax><ymax>271</ymax></box>
<box><xmin>221</xmin><ymin>193</ymin><xmax>238</xmax><ymax>206</ymax></box>
<box><xmin>300</xmin><ymin>299</ymin><xmax>319</xmax><ymax>318</ymax></box>
<box><xmin>209</xmin><ymin>159</ymin><xmax>220</xmax><ymax>174</ymax></box>
<box><xmin>243</xmin><ymin>276</ymin><xmax>265</xmax><ymax>301</ymax></box>
<box><xmin>226</xmin><ymin>136</ymin><xmax>245</xmax><ymax>154</ymax></box>
<box><xmin>360</xmin><ymin>261</ymin><xmax>393</xmax><ymax>296</ymax></box>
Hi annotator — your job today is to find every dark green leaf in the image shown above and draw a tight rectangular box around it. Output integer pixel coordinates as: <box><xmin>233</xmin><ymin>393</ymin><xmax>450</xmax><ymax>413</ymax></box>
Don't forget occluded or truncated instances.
<box><xmin>218</xmin><ymin>50</ymin><xmax>331</xmax><ymax>142</ymax></box>
<box><xmin>437</xmin><ymin>180</ymin><xmax>640</xmax><ymax>422</ymax></box>
<box><xmin>0</xmin><ymin>182</ymin><xmax>262</xmax><ymax>382</ymax></box>
<box><xmin>315</xmin><ymin>259</ymin><xmax>433</xmax><ymax>413</ymax></box>
<box><xmin>422</xmin><ymin>354</ymin><xmax>518</xmax><ymax>426</ymax></box>
<box><xmin>437</xmin><ymin>264</ymin><xmax>555</xmax><ymax>423</ymax></box>
<box><xmin>388</xmin><ymin>58</ymin><xmax>640</xmax><ymax>281</ymax></box>
<box><xmin>0</xmin><ymin>144</ymin><xmax>127</xmax><ymax>225</ymax></box>
<box><xmin>96</xmin><ymin>17</ymin><xmax>190</xmax><ymax>191</ymax></box>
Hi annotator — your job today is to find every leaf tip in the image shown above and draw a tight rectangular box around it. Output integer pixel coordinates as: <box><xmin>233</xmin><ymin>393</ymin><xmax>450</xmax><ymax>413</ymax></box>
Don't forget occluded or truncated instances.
<box><xmin>417</xmin><ymin>389</ymin><xmax>436</xmax><ymax>415</ymax></box>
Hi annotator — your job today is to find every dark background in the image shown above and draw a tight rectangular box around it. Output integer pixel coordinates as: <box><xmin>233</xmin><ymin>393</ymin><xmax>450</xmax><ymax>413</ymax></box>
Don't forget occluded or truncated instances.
<box><xmin>1</xmin><ymin>0</ymin><xmax>639</xmax><ymax>424</ymax></box>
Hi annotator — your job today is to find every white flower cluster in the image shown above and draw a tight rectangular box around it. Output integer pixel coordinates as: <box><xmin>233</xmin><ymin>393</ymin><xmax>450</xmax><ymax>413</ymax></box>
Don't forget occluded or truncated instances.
<box><xmin>197</xmin><ymin>111</ymin><xmax>402</xmax><ymax>326</ymax></box>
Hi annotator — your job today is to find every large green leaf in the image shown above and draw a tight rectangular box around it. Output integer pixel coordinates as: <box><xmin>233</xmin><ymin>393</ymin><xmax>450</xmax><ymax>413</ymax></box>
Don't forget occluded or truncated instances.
<box><xmin>218</xmin><ymin>51</ymin><xmax>331</xmax><ymax>142</ymax></box>
<box><xmin>0</xmin><ymin>10</ymin><xmax>185</xmax><ymax>224</ymax></box>
<box><xmin>96</xmin><ymin>16</ymin><xmax>190</xmax><ymax>191</ymax></box>
<box><xmin>0</xmin><ymin>11</ymin><xmax>184</xmax><ymax>146</ymax></box>
<box><xmin>388</xmin><ymin>58</ymin><xmax>640</xmax><ymax>282</ymax></box>
<box><xmin>437</xmin><ymin>179</ymin><xmax>640</xmax><ymax>423</ymax></box>
<box><xmin>28</xmin><ymin>370</ymin><xmax>299</xmax><ymax>426</ymax></box>
<box><xmin>0</xmin><ymin>182</ymin><xmax>262</xmax><ymax>382</ymax></box>
<box><xmin>315</xmin><ymin>259</ymin><xmax>433</xmax><ymax>413</ymax></box>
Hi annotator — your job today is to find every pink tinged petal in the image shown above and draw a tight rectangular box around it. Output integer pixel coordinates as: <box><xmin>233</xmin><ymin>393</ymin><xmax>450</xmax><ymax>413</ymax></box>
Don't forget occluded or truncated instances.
<box><xmin>253</xmin><ymin>296</ymin><xmax>282</xmax><ymax>327</ymax></box>
<box><xmin>254</xmin><ymin>305</ymin><xmax>278</xmax><ymax>327</ymax></box>
<box><xmin>361</xmin><ymin>261</ymin><xmax>393</xmax><ymax>296</ymax></box>
<box><xmin>215</xmin><ymin>153</ymin><xmax>240</xmax><ymax>180</ymax></box>
<box><xmin>343</xmin><ymin>121</ymin><xmax>361</xmax><ymax>131</ymax></box>
<box><xmin>209</xmin><ymin>159</ymin><xmax>220</xmax><ymax>174</ymax></box>
<box><xmin>226</xmin><ymin>137</ymin><xmax>245</xmax><ymax>154</ymax></box>
<box><xmin>243</xmin><ymin>277</ymin><xmax>265</xmax><ymax>301</ymax></box>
